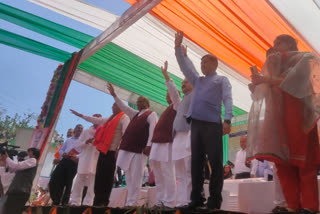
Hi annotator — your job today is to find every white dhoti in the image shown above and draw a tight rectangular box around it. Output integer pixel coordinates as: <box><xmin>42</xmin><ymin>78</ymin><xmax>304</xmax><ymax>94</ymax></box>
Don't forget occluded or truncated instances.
<box><xmin>273</xmin><ymin>164</ymin><xmax>286</xmax><ymax>207</ymax></box>
<box><xmin>150</xmin><ymin>143</ymin><xmax>176</xmax><ymax>207</ymax></box>
<box><xmin>70</xmin><ymin>173</ymin><xmax>96</xmax><ymax>206</ymax></box>
<box><xmin>172</xmin><ymin>131</ymin><xmax>191</xmax><ymax>207</ymax></box>
<box><xmin>117</xmin><ymin>150</ymin><xmax>147</xmax><ymax>206</ymax></box>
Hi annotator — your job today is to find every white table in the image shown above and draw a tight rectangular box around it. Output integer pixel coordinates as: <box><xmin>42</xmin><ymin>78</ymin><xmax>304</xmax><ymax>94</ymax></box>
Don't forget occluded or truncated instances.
<box><xmin>238</xmin><ymin>177</ymin><xmax>320</xmax><ymax>213</ymax></box>
<box><xmin>108</xmin><ymin>177</ymin><xmax>320</xmax><ymax>212</ymax></box>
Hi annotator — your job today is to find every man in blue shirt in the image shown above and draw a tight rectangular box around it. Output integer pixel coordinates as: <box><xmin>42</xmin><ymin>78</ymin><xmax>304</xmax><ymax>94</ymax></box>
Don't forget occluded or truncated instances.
<box><xmin>49</xmin><ymin>124</ymin><xmax>83</xmax><ymax>206</ymax></box>
<box><xmin>175</xmin><ymin>31</ymin><xmax>233</xmax><ymax>210</ymax></box>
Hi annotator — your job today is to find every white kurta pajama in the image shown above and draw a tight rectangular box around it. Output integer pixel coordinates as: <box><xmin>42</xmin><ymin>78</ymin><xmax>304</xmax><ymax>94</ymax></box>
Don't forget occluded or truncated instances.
<box><xmin>70</xmin><ymin>127</ymin><xmax>99</xmax><ymax>206</ymax></box>
<box><xmin>149</xmin><ymin>105</ymin><xmax>176</xmax><ymax>207</ymax></box>
<box><xmin>114</xmin><ymin>97</ymin><xmax>158</xmax><ymax>206</ymax></box>
<box><xmin>166</xmin><ymin>80</ymin><xmax>192</xmax><ymax>207</ymax></box>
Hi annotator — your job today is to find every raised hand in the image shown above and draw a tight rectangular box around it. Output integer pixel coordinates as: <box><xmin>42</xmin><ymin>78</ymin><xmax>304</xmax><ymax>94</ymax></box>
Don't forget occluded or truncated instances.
<box><xmin>175</xmin><ymin>31</ymin><xmax>184</xmax><ymax>48</ymax></box>
<box><xmin>107</xmin><ymin>82</ymin><xmax>117</xmax><ymax>97</ymax></box>
<box><xmin>182</xmin><ymin>45</ymin><xmax>187</xmax><ymax>57</ymax></box>
<box><xmin>251</xmin><ymin>74</ymin><xmax>269</xmax><ymax>85</ymax></box>
<box><xmin>70</xmin><ymin>109</ymin><xmax>83</xmax><ymax>118</ymax></box>
<box><xmin>161</xmin><ymin>61</ymin><xmax>170</xmax><ymax>81</ymax></box>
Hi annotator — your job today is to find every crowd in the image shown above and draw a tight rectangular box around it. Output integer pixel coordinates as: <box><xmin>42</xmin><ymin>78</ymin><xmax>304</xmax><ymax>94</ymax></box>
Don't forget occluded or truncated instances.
<box><xmin>0</xmin><ymin>32</ymin><xmax>319</xmax><ymax>214</ymax></box>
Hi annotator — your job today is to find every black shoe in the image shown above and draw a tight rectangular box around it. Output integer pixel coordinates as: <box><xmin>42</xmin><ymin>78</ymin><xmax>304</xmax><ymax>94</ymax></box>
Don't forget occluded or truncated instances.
<box><xmin>299</xmin><ymin>209</ymin><xmax>317</xmax><ymax>214</ymax></box>
<box><xmin>207</xmin><ymin>199</ymin><xmax>221</xmax><ymax>210</ymax></box>
<box><xmin>187</xmin><ymin>201</ymin><xmax>205</xmax><ymax>209</ymax></box>
<box><xmin>272</xmin><ymin>206</ymin><xmax>296</xmax><ymax>214</ymax></box>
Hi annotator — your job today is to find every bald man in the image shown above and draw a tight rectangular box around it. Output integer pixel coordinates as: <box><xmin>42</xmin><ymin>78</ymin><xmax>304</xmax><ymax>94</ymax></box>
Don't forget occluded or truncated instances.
<box><xmin>234</xmin><ymin>136</ymin><xmax>254</xmax><ymax>179</ymax></box>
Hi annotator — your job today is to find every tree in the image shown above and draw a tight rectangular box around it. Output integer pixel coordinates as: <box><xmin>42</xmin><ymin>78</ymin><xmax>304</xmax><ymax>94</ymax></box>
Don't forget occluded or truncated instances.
<box><xmin>0</xmin><ymin>112</ymin><xmax>36</xmax><ymax>143</ymax></box>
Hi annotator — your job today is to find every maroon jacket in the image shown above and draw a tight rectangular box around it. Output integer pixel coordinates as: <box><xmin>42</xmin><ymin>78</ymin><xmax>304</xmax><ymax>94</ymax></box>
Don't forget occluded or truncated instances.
<box><xmin>152</xmin><ymin>104</ymin><xmax>176</xmax><ymax>143</ymax></box>
<box><xmin>119</xmin><ymin>110</ymin><xmax>152</xmax><ymax>153</ymax></box>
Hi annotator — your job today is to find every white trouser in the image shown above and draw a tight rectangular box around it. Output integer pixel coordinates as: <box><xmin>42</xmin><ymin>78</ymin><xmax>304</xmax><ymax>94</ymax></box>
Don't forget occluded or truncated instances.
<box><xmin>273</xmin><ymin>165</ymin><xmax>286</xmax><ymax>207</ymax></box>
<box><xmin>150</xmin><ymin>159</ymin><xmax>176</xmax><ymax>208</ymax></box>
<box><xmin>175</xmin><ymin>156</ymin><xmax>191</xmax><ymax>207</ymax></box>
<box><xmin>125</xmin><ymin>154</ymin><xmax>147</xmax><ymax>206</ymax></box>
<box><xmin>69</xmin><ymin>173</ymin><xmax>95</xmax><ymax>206</ymax></box>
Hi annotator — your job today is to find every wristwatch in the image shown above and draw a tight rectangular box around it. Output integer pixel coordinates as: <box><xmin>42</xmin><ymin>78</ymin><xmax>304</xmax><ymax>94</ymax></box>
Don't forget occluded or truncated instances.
<box><xmin>224</xmin><ymin>119</ymin><xmax>231</xmax><ymax>125</ymax></box>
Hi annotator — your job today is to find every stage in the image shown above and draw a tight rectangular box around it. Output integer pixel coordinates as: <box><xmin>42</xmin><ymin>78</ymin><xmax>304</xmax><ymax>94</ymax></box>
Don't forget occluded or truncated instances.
<box><xmin>25</xmin><ymin>206</ymin><xmax>245</xmax><ymax>214</ymax></box>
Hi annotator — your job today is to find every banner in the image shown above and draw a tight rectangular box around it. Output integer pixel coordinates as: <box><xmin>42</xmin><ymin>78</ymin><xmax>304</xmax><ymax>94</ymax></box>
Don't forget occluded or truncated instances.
<box><xmin>29</xmin><ymin>128</ymin><xmax>49</xmax><ymax>149</ymax></box>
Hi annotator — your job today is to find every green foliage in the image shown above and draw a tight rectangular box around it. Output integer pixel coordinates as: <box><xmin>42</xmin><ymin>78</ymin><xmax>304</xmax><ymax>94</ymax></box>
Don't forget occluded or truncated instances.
<box><xmin>0</xmin><ymin>111</ymin><xmax>36</xmax><ymax>142</ymax></box>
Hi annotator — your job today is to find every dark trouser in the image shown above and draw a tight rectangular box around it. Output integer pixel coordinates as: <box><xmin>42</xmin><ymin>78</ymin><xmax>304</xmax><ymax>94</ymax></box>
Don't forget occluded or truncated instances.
<box><xmin>49</xmin><ymin>158</ymin><xmax>77</xmax><ymax>205</ymax></box>
<box><xmin>93</xmin><ymin>151</ymin><xmax>116</xmax><ymax>206</ymax></box>
<box><xmin>1</xmin><ymin>192</ymin><xmax>29</xmax><ymax>214</ymax></box>
<box><xmin>190</xmin><ymin>119</ymin><xmax>223</xmax><ymax>209</ymax></box>
<box><xmin>235</xmin><ymin>172</ymin><xmax>251</xmax><ymax>179</ymax></box>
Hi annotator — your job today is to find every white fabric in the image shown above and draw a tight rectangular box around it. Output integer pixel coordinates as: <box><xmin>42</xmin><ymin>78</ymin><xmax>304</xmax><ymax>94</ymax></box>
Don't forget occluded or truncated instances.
<box><xmin>69</xmin><ymin>173</ymin><xmax>95</xmax><ymax>206</ymax></box>
<box><xmin>269</xmin><ymin>0</ymin><xmax>320</xmax><ymax>54</ymax></box>
<box><xmin>150</xmin><ymin>142</ymin><xmax>172</xmax><ymax>162</ymax></box>
<box><xmin>30</xmin><ymin>0</ymin><xmax>252</xmax><ymax>113</ymax></box>
<box><xmin>121</xmin><ymin>153</ymin><xmax>147</xmax><ymax>206</ymax></box>
<box><xmin>73</xmin><ymin>71</ymin><xmax>168</xmax><ymax>114</ymax></box>
<box><xmin>150</xmin><ymin>159</ymin><xmax>176</xmax><ymax>208</ymax></box>
<box><xmin>115</xmin><ymin>96</ymin><xmax>158</xmax><ymax>147</ymax></box>
<box><xmin>116</xmin><ymin>150</ymin><xmax>135</xmax><ymax>172</ymax></box>
<box><xmin>82</xmin><ymin>115</ymin><xmax>130</xmax><ymax>135</ymax></box>
<box><xmin>108</xmin><ymin>186</ymin><xmax>229</xmax><ymax>209</ymax></box>
<box><xmin>234</xmin><ymin>149</ymin><xmax>251</xmax><ymax>174</ymax></box>
<box><xmin>108</xmin><ymin>187</ymin><xmax>128</xmax><ymax>208</ymax></box>
<box><xmin>238</xmin><ymin>181</ymin><xmax>275</xmax><ymax>213</ymax></box>
<box><xmin>172</xmin><ymin>131</ymin><xmax>191</xmax><ymax>161</ymax></box>
<box><xmin>175</xmin><ymin>156</ymin><xmax>191</xmax><ymax>207</ymax></box>
<box><xmin>250</xmin><ymin>159</ymin><xmax>259</xmax><ymax>176</ymax></box>
<box><xmin>0</xmin><ymin>167</ymin><xmax>15</xmax><ymax>194</ymax></box>
<box><xmin>77</xmin><ymin>127</ymin><xmax>99</xmax><ymax>174</ymax></box>
<box><xmin>6</xmin><ymin>157</ymin><xmax>36</xmax><ymax>172</ymax></box>
<box><xmin>166</xmin><ymin>80</ymin><xmax>181</xmax><ymax>111</ymax></box>
<box><xmin>272</xmin><ymin>164</ymin><xmax>286</xmax><ymax>207</ymax></box>
<box><xmin>82</xmin><ymin>114</ymin><xmax>130</xmax><ymax>151</ymax></box>
<box><xmin>142</xmin><ymin>166</ymin><xmax>149</xmax><ymax>185</ymax></box>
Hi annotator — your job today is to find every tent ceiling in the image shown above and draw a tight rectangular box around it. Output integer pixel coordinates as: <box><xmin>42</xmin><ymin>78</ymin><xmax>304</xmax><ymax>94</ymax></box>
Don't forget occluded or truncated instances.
<box><xmin>1</xmin><ymin>2</ymin><xmax>246</xmax><ymax>116</ymax></box>
<box><xmin>125</xmin><ymin>0</ymin><xmax>315</xmax><ymax>78</ymax></box>
<box><xmin>29</xmin><ymin>0</ymin><xmax>252</xmax><ymax>112</ymax></box>
<box><xmin>268</xmin><ymin>0</ymin><xmax>320</xmax><ymax>53</ymax></box>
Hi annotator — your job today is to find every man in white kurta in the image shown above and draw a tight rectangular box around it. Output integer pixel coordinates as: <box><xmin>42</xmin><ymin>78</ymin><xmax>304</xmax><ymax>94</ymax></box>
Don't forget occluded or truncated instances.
<box><xmin>166</xmin><ymin>60</ymin><xmax>195</xmax><ymax>207</ymax></box>
<box><xmin>70</xmin><ymin>105</ymin><xmax>129</xmax><ymax>206</ymax></box>
<box><xmin>149</xmin><ymin>61</ymin><xmax>177</xmax><ymax>208</ymax></box>
<box><xmin>69</xmin><ymin>115</ymin><xmax>101</xmax><ymax>206</ymax></box>
<box><xmin>234</xmin><ymin>136</ymin><xmax>254</xmax><ymax>179</ymax></box>
<box><xmin>107</xmin><ymin>83</ymin><xmax>158</xmax><ymax>207</ymax></box>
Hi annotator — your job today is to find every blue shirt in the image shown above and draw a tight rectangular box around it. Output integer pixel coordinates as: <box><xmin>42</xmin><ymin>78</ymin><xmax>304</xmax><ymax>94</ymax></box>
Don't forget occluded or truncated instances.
<box><xmin>59</xmin><ymin>136</ymin><xmax>81</xmax><ymax>158</ymax></box>
<box><xmin>256</xmin><ymin>160</ymin><xmax>273</xmax><ymax>177</ymax></box>
<box><xmin>175</xmin><ymin>47</ymin><xmax>233</xmax><ymax>122</ymax></box>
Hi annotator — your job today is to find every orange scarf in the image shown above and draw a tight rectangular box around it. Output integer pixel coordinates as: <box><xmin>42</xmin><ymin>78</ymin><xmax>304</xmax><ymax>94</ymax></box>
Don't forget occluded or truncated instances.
<box><xmin>54</xmin><ymin>144</ymin><xmax>62</xmax><ymax>159</ymax></box>
<box><xmin>93</xmin><ymin>112</ymin><xmax>124</xmax><ymax>154</ymax></box>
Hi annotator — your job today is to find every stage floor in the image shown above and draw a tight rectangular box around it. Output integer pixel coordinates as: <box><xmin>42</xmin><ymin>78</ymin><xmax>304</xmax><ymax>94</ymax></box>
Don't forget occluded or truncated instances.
<box><xmin>25</xmin><ymin>206</ymin><xmax>246</xmax><ymax>214</ymax></box>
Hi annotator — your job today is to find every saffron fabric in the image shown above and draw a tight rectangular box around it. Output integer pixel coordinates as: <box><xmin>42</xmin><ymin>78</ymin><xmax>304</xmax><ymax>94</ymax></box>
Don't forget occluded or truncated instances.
<box><xmin>93</xmin><ymin>112</ymin><xmax>124</xmax><ymax>154</ymax></box>
<box><xmin>126</xmin><ymin>0</ymin><xmax>313</xmax><ymax>78</ymax></box>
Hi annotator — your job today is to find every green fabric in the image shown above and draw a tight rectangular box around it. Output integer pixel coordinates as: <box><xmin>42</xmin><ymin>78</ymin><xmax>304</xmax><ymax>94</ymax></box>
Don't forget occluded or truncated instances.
<box><xmin>223</xmin><ymin>135</ymin><xmax>229</xmax><ymax>165</ymax></box>
<box><xmin>232</xmin><ymin>120</ymin><xmax>248</xmax><ymax>127</ymax></box>
<box><xmin>78</xmin><ymin>43</ymin><xmax>183</xmax><ymax>107</ymax></box>
<box><xmin>0</xmin><ymin>2</ymin><xmax>247</xmax><ymax>116</ymax></box>
<box><xmin>0</xmin><ymin>3</ymin><xmax>92</xmax><ymax>48</ymax></box>
<box><xmin>44</xmin><ymin>53</ymin><xmax>77</xmax><ymax>127</ymax></box>
<box><xmin>0</xmin><ymin>29</ymin><xmax>71</xmax><ymax>62</ymax></box>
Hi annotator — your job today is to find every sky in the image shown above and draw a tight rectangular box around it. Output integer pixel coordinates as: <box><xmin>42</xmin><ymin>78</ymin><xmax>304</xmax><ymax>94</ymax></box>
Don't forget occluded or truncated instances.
<box><xmin>0</xmin><ymin>0</ymin><xmax>131</xmax><ymax>139</ymax></box>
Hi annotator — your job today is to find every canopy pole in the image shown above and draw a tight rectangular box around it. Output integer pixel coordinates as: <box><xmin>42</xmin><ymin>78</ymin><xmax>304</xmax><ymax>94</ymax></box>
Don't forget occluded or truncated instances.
<box><xmin>78</xmin><ymin>0</ymin><xmax>163</xmax><ymax>64</ymax></box>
